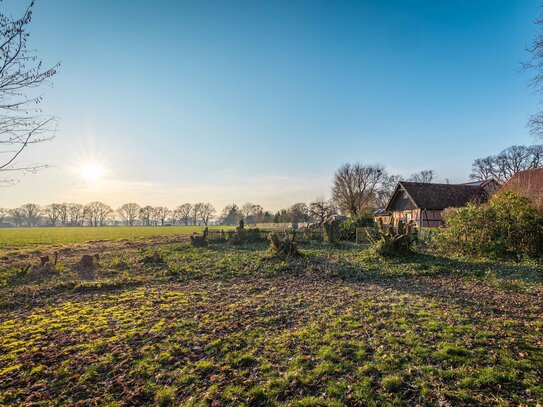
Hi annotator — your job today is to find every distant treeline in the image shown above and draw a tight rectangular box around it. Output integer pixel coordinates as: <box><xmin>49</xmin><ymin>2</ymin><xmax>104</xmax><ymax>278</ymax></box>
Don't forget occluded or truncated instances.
<box><xmin>0</xmin><ymin>199</ymin><xmax>338</xmax><ymax>228</ymax></box>
<box><xmin>3</xmin><ymin>144</ymin><xmax>537</xmax><ymax>228</ymax></box>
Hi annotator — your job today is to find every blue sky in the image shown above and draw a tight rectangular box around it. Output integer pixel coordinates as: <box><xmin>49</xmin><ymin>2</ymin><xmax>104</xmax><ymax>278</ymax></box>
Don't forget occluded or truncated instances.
<box><xmin>2</xmin><ymin>0</ymin><xmax>541</xmax><ymax>210</ymax></box>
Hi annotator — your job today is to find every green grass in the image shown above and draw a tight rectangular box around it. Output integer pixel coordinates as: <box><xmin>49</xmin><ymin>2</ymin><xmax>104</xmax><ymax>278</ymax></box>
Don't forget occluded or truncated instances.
<box><xmin>0</xmin><ymin>240</ymin><xmax>541</xmax><ymax>405</ymax></box>
<box><xmin>0</xmin><ymin>226</ymin><xmax>232</xmax><ymax>248</ymax></box>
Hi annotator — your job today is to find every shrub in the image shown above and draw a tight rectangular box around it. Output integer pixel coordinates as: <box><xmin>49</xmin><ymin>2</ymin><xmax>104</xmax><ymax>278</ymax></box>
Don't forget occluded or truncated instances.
<box><xmin>229</xmin><ymin>227</ymin><xmax>263</xmax><ymax>245</ymax></box>
<box><xmin>298</xmin><ymin>224</ymin><xmax>324</xmax><ymax>242</ymax></box>
<box><xmin>337</xmin><ymin>212</ymin><xmax>374</xmax><ymax>241</ymax></box>
<box><xmin>416</xmin><ymin>228</ymin><xmax>442</xmax><ymax>252</ymax></box>
<box><xmin>439</xmin><ymin>192</ymin><xmax>543</xmax><ymax>258</ymax></box>
<box><xmin>323</xmin><ymin>215</ymin><xmax>343</xmax><ymax>243</ymax></box>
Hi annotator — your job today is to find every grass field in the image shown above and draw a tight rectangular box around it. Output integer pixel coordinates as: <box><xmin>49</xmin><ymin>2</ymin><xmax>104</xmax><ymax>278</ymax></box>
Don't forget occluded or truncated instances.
<box><xmin>0</xmin><ymin>237</ymin><xmax>542</xmax><ymax>405</ymax></box>
<box><xmin>0</xmin><ymin>226</ymin><xmax>232</xmax><ymax>248</ymax></box>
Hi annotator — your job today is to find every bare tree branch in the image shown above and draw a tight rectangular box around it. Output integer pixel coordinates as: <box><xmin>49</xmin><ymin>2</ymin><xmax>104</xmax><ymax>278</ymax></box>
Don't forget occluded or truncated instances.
<box><xmin>408</xmin><ymin>170</ymin><xmax>435</xmax><ymax>183</ymax></box>
<box><xmin>0</xmin><ymin>1</ymin><xmax>59</xmax><ymax>184</ymax></box>
<box><xmin>331</xmin><ymin>163</ymin><xmax>392</xmax><ymax>215</ymax></box>
<box><xmin>470</xmin><ymin>145</ymin><xmax>543</xmax><ymax>182</ymax></box>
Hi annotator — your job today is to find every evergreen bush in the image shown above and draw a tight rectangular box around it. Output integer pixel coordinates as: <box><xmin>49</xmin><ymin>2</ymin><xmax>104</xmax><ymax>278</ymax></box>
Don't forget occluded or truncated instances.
<box><xmin>337</xmin><ymin>212</ymin><xmax>374</xmax><ymax>241</ymax></box>
<box><xmin>439</xmin><ymin>192</ymin><xmax>543</xmax><ymax>258</ymax></box>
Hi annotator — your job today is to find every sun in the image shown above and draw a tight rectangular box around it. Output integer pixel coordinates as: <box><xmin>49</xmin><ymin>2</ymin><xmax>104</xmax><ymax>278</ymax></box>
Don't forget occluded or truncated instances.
<box><xmin>81</xmin><ymin>163</ymin><xmax>103</xmax><ymax>182</ymax></box>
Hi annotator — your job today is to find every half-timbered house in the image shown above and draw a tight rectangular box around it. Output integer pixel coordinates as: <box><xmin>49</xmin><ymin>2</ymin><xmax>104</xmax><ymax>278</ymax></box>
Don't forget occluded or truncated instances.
<box><xmin>383</xmin><ymin>181</ymin><xmax>493</xmax><ymax>228</ymax></box>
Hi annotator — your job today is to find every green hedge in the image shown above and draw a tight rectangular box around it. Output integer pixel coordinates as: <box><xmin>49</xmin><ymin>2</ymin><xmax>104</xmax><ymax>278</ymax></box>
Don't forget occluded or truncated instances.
<box><xmin>338</xmin><ymin>213</ymin><xmax>374</xmax><ymax>241</ymax></box>
<box><xmin>439</xmin><ymin>192</ymin><xmax>543</xmax><ymax>258</ymax></box>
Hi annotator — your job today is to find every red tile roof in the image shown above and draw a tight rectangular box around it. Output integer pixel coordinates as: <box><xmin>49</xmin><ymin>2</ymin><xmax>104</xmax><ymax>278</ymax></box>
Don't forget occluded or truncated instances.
<box><xmin>501</xmin><ymin>168</ymin><xmax>543</xmax><ymax>210</ymax></box>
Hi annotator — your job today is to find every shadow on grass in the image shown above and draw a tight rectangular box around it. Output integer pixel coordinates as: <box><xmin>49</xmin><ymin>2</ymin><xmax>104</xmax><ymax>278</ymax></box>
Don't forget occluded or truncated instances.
<box><xmin>3</xmin><ymin>241</ymin><xmax>542</xmax><ymax>319</ymax></box>
<box><xmin>336</xmin><ymin>251</ymin><xmax>543</xmax><ymax>319</ymax></box>
<box><xmin>291</xmin><ymin>245</ymin><xmax>543</xmax><ymax>320</ymax></box>
<box><xmin>0</xmin><ymin>277</ymin><xmax>148</xmax><ymax>312</ymax></box>
<box><xmin>379</xmin><ymin>252</ymin><xmax>543</xmax><ymax>282</ymax></box>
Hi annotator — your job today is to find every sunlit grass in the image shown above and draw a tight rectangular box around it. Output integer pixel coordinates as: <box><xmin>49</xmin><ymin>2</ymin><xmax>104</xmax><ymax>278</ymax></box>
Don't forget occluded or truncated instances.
<box><xmin>0</xmin><ymin>226</ymin><xmax>232</xmax><ymax>248</ymax></box>
<box><xmin>0</xmin><ymin>240</ymin><xmax>541</xmax><ymax>405</ymax></box>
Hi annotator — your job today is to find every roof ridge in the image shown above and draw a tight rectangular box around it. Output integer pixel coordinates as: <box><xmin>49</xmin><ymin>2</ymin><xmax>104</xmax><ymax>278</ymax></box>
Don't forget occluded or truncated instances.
<box><xmin>512</xmin><ymin>167</ymin><xmax>543</xmax><ymax>174</ymax></box>
<box><xmin>400</xmin><ymin>180</ymin><xmax>480</xmax><ymax>187</ymax></box>
<box><xmin>388</xmin><ymin>181</ymin><xmax>488</xmax><ymax>210</ymax></box>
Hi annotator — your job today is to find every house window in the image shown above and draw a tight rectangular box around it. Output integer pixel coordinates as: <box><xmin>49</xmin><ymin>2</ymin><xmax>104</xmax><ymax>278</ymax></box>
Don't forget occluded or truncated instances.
<box><xmin>406</xmin><ymin>213</ymin><xmax>412</xmax><ymax>222</ymax></box>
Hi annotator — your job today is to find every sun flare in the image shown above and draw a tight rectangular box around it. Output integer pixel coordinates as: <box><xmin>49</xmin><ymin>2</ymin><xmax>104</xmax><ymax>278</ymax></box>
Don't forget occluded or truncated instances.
<box><xmin>81</xmin><ymin>163</ymin><xmax>103</xmax><ymax>182</ymax></box>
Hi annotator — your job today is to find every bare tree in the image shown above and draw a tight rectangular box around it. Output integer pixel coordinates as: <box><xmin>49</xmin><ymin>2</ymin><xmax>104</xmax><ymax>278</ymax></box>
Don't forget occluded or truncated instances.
<box><xmin>44</xmin><ymin>203</ymin><xmax>63</xmax><ymax>226</ymax></box>
<box><xmin>10</xmin><ymin>207</ymin><xmax>24</xmax><ymax>226</ymax></box>
<box><xmin>139</xmin><ymin>205</ymin><xmax>153</xmax><ymax>226</ymax></box>
<box><xmin>148</xmin><ymin>207</ymin><xmax>156</xmax><ymax>225</ymax></box>
<box><xmin>117</xmin><ymin>203</ymin><xmax>140</xmax><ymax>226</ymax></box>
<box><xmin>289</xmin><ymin>202</ymin><xmax>310</xmax><ymax>223</ymax></box>
<box><xmin>308</xmin><ymin>197</ymin><xmax>335</xmax><ymax>226</ymax></box>
<box><xmin>154</xmin><ymin>206</ymin><xmax>171</xmax><ymax>226</ymax></box>
<box><xmin>470</xmin><ymin>145</ymin><xmax>543</xmax><ymax>182</ymax></box>
<box><xmin>18</xmin><ymin>203</ymin><xmax>41</xmax><ymax>226</ymax></box>
<box><xmin>0</xmin><ymin>207</ymin><xmax>8</xmax><ymax>223</ymax></box>
<box><xmin>199</xmin><ymin>203</ymin><xmax>215</xmax><ymax>226</ymax></box>
<box><xmin>523</xmin><ymin>7</ymin><xmax>543</xmax><ymax>139</ymax></box>
<box><xmin>98</xmin><ymin>203</ymin><xmax>113</xmax><ymax>226</ymax></box>
<box><xmin>376</xmin><ymin>174</ymin><xmax>403</xmax><ymax>208</ymax></box>
<box><xmin>57</xmin><ymin>202</ymin><xmax>68</xmax><ymax>226</ymax></box>
<box><xmin>408</xmin><ymin>170</ymin><xmax>435</xmax><ymax>183</ymax></box>
<box><xmin>500</xmin><ymin>145</ymin><xmax>543</xmax><ymax>175</ymax></box>
<box><xmin>67</xmin><ymin>203</ymin><xmax>83</xmax><ymax>226</ymax></box>
<box><xmin>331</xmin><ymin>163</ymin><xmax>391</xmax><ymax>215</ymax></box>
<box><xmin>240</xmin><ymin>203</ymin><xmax>254</xmax><ymax>219</ymax></box>
<box><xmin>0</xmin><ymin>2</ymin><xmax>59</xmax><ymax>184</ymax></box>
<box><xmin>470</xmin><ymin>157</ymin><xmax>495</xmax><ymax>181</ymax></box>
<box><xmin>0</xmin><ymin>208</ymin><xmax>11</xmax><ymax>223</ymax></box>
<box><xmin>173</xmin><ymin>203</ymin><xmax>192</xmax><ymax>226</ymax></box>
<box><xmin>84</xmin><ymin>201</ymin><xmax>112</xmax><ymax>227</ymax></box>
<box><xmin>240</xmin><ymin>203</ymin><xmax>263</xmax><ymax>224</ymax></box>
<box><xmin>192</xmin><ymin>203</ymin><xmax>204</xmax><ymax>225</ymax></box>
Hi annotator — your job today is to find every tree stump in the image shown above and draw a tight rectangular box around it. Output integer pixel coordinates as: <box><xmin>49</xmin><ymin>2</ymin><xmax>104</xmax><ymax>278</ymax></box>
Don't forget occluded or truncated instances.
<box><xmin>40</xmin><ymin>256</ymin><xmax>50</xmax><ymax>267</ymax></box>
<box><xmin>80</xmin><ymin>254</ymin><xmax>98</xmax><ymax>267</ymax></box>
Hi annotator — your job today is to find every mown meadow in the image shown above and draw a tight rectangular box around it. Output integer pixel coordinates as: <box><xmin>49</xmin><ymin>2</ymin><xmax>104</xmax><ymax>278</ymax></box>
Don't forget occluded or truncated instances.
<box><xmin>0</xmin><ymin>226</ymin><xmax>232</xmax><ymax>251</ymax></box>
<box><xmin>0</xmin><ymin>232</ymin><xmax>542</xmax><ymax>406</ymax></box>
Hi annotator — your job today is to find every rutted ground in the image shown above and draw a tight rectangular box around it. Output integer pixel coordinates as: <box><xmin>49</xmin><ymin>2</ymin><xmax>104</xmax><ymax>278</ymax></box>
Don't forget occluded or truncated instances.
<box><xmin>0</xmin><ymin>240</ymin><xmax>542</xmax><ymax>406</ymax></box>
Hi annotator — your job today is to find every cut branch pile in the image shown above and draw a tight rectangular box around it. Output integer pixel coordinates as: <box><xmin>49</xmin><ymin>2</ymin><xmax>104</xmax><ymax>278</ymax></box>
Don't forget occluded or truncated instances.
<box><xmin>368</xmin><ymin>218</ymin><xmax>418</xmax><ymax>256</ymax></box>
<box><xmin>268</xmin><ymin>231</ymin><xmax>300</xmax><ymax>258</ymax></box>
